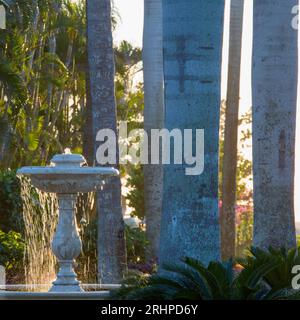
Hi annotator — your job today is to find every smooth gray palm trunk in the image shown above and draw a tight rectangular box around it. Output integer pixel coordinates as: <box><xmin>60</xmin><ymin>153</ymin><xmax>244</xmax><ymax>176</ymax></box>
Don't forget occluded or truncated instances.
<box><xmin>221</xmin><ymin>0</ymin><xmax>244</xmax><ymax>260</ymax></box>
<box><xmin>86</xmin><ymin>0</ymin><xmax>126</xmax><ymax>283</ymax></box>
<box><xmin>252</xmin><ymin>0</ymin><xmax>297</xmax><ymax>249</ymax></box>
<box><xmin>143</xmin><ymin>0</ymin><xmax>164</xmax><ymax>262</ymax></box>
<box><xmin>159</xmin><ymin>0</ymin><xmax>225</xmax><ymax>266</ymax></box>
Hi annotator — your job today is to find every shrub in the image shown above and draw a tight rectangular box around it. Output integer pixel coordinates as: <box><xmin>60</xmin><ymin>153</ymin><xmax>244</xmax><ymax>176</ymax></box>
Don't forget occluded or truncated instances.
<box><xmin>238</xmin><ymin>246</ymin><xmax>300</xmax><ymax>292</ymax></box>
<box><xmin>236</xmin><ymin>208</ymin><xmax>253</xmax><ymax>257</ymax></box>
<box><xmin>0</xmin><ymin>230</ymin><xmax>25</xmax><ymax>283</ymax></box>
<box><xmin>0</xmin><ymin>170</ymin><xmax>23</xmax><ymax>233</ymax></box>
<box><xmin>125</xmin><ymin>225</ymin><xmax>147</xmax><ymax>265</ymax></box>
<box><xmin>113</xmin><ymin>247</ymin><xmax>300</xmax><ymax>300</ymax></box>
<box><xmin>126</xmin><ymin>165</ymin><xmax>145</xmax><ymax>220</ymax></box>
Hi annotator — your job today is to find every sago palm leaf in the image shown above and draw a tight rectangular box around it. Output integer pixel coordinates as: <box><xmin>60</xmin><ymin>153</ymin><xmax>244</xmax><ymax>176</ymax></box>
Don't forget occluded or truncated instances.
<box><xmin>117</xmin><ymin>255</ymin><xmax>297</xmax><ymax>300</ymax></box>
<box><xmin>238</xmin><ymin>246</ymin><xmax>300</xmax><ymax>292</ymax></box>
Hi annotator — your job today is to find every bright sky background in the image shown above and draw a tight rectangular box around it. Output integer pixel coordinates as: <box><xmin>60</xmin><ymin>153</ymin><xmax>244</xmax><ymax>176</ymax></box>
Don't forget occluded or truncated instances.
<box><xmin>113</xmin><ymin>0</ymin><xmax>144</xmax><ymax>46</ymax></box>
<box><xmin>114</xmin><ymin>0</ymin><xmax>300</xmax><ymax>221</ymax></box>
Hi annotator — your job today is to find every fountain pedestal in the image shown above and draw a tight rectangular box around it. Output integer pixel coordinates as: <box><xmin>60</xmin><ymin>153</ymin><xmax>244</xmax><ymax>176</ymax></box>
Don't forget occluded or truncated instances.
<box><xmin>50</xmin><ymin>194</ymin><xmax>82</xmax><ymax>292</ymax></box>
<box><xmin>17</xmin><ymin>152</ymin><xmax>119</xmax><ymax>293</ymax></box>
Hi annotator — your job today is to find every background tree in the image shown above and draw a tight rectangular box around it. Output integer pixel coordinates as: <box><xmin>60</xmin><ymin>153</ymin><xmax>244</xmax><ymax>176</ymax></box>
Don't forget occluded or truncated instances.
<box><xmin>252</xmin><ymin>0</ymin><xmax>297</xmax><ymax>249</ymax></box>
<box><xmin>221</xmin><ymin>0</ymin><xmax>244</xmax><ymax>261</ymax></box>
<box><xmin>86</xmin><ymin>0</ymin><xmax>127</xmax><ymax>284</ymax></box>
<box><xmin>0</xmin><ymin>0</ymin><xmax>86</xmax><ymax>168</ymax></box>
<box><xmin>143</xmin><ymin>0</ymin><xmax>164</xmax><ymax>263</ymax></box>
<box><xmin>159</xmin><ymin>0</ymin><xmax>225</xmax><ymax>266</ymax></box>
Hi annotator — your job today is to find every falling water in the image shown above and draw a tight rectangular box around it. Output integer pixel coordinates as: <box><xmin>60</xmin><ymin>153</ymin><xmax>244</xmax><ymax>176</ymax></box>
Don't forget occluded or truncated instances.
<box><xmin>20</xmin><ymin>177</ymin><xmax>97</xmax><ymax>291</ymax></box>
<box><xmin>76</xmin><ymin>192</ymin><xmax>97</xmax><ymax>285</ymax></box>
<box><xmin>20</xmin><ymin>177</ymin><xmax>58</xmax><ymax>292</ymax></box>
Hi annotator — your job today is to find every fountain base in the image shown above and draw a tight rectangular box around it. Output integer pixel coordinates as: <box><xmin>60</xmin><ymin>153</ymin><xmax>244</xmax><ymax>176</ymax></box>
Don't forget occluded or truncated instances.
<box><xmin>49</xmin><ymin>285</ymin><xmax>83</xmax><ymax>293</ymax></box>
<box><xmin>50</xmin><ymin>260</ymin><xmax>83</xmax><ymax>292</ymax></box>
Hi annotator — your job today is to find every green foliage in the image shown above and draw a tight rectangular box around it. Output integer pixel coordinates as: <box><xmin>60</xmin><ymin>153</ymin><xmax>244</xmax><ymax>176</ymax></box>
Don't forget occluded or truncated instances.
<box><xmin>0</xmin><ymin>0</ymin><xmax>87</xmax><ymax>168</ymax></box>
<box><xmin>110</xmin><ymin>271</ymin><xmax>149</xmax><ymax>300</ymax></box>
<box><xmin>115</xmin><ymin>40</ymin><xmax>143</xmax><ymax>129</ymax></box>
<box><xmin>238</xmin><ymin>247</ymin><xmax>300</xmax><ymax>292</ymax></box>
<box><xmin>125</xmin><ymin>225</ymin><xmax>148</xmax><ymax>265</ymax></box>
<box><xmin>297</xmin><ymin>235</ymin><xmax>300</xmax><ymax>247</ymax></box>
<box><xmin>0</xmin><ymin>1</ymin><xmax>144</xmax><ymax>172</ymax></box>
<box><xmin>0</xmin><ymin>170</ymin><xmax>23</xmax><ymax>233</ymax></box>
<box><xmin>113</xmin><ymin>248</ymin><xmax>300</xmax><ymax>300</ymax></box>
<box><xmin>236</xmin><ymin>209</ymin><xmax>253</xmax><ymax>257</ymax></box>
<box><xmin>0</xmin><ymin>230</ymin><xmax>24</xmax><ymax>272</ymax></box>
<box><xmin>126</xmin><ymin>165</ymin><xmax>145</xmax><ymax>220</ymax></box>
<box><xmin>219</xmin><ymin>101</ymin><xmax>253</xmax><ymax>201</ymax></box>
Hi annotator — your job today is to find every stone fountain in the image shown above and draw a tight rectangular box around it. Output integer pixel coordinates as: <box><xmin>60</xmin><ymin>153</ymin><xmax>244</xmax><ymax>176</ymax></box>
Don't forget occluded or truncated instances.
<box><xmin>13</xmin><ymin>150</ymin><xmax>119</xmax><ymax>295</ymax></box>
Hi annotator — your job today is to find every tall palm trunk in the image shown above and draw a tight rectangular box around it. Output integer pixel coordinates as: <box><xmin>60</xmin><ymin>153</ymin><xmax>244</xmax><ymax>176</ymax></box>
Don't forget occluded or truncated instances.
<box><xmin>252</xmin><ymin>0</ymin><xmax>297</xmax><ymax>249</ymax></box>
<box><xmin>86</xmin><ymin>0</ymin><xmax>126</xmax><ymax>283</ymax></box>
<box><xmin>159</xmin><ymin>0</ymin><xmax>225</xmax><ymax>266</ymax></box>
<box><xmin>143</xmin><ymin>0</ymin><xmax>164</xmax><ymax>262</ymax></box>
<box><xmin>221</xmin><ymin>0</ymin><xmax>244</xmax><ymax>261</ymax></box>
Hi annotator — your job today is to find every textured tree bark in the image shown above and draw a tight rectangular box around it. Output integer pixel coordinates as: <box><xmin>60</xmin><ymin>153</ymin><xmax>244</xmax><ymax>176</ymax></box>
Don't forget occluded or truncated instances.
<box><xmin>252</xmin><ymin>0</ymin><xmax>297</xmax><ymax>249</ymax></box>
<box><xmin>159</xmin><ymin>0</ymin><xmax>225</xmax><ymax>266</ymax></box>
<box><xmin>86</xmin><ymin>0</ymin><xmax>127</xmax><ymax>283</ymax></box>
<box><xmin>221</xmin><ymin>0</ymin><xmax>244</xmax><ymax>261</ymax></box>
<box><xmin>143</xmin><ymin>0</ymin><xmax>164</xmax><ymax>262</ymax></box>
<box><xmin>83</xmin><ymin>48</ymin><xmax>94</xmax><ymax>166</ymax></box>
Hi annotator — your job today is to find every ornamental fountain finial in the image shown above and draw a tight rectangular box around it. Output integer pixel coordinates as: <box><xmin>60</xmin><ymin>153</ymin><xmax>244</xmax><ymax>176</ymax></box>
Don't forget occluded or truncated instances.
<box><xmin>64</xmin><ymin>148</ymin><xmax>72</xmax><ymax>154</ymax></box>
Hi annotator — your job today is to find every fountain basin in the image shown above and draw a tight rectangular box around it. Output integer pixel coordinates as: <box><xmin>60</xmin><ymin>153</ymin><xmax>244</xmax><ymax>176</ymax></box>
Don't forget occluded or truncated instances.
<box><xmin>17</xmin><ymin>153</ymin><xmax>119</xmax><ymax>193</ymax></box>
<box><xmin>17</xmin><ymin>167</ymin><xmax>119</xmax><ymax>193</ymax></box>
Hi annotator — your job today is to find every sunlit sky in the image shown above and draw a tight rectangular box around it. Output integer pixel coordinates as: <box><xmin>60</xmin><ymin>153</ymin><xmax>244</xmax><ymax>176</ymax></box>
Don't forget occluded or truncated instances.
<box><xmin>114</xmin><ymin>0</ymin><xmax>300</xmax><ymax>221</ymax></box>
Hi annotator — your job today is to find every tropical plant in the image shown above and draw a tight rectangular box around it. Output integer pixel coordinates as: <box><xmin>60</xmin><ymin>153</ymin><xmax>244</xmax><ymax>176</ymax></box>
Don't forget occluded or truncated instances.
<box><xmin>126</xmin><ymin>165</ymin><xmax>145</xmax><ymax>220</ymax></box>
<box><xmin>0</xmin><ymin>229</ymin><xmax>25</xmax><ymax>283</ymax></box>
<box><xmin>110</xmin><ymin>271</ymin><xmax>149</xmax><ymax>300</ymax></box>
<box><xmin>0</xmin><ymin>0</ymin><xmax>87</xmax><ymax>168</ymax></box>
<box><xmin>238</xmin><ymin>247</ymin><xmax>300</xmax><ymax>292</ymax></box>
<box><xmin>0</xmin><ymin>170</ymin><xmax>23</xmax><ymax>233</ymax></box>
<box><xmin>113</xmin><ymin>254</ymin><xmax>298</xmax><ymax>300</ymax></box>
<box><xmin>236</xmin><ymin>207</ymin><xmax>253</xmax><ymax>257</ymax></box>
<box><xmin>125</xmin><ymin>225</ymin><xmax>148</xmax><ymax>266</ymax></box>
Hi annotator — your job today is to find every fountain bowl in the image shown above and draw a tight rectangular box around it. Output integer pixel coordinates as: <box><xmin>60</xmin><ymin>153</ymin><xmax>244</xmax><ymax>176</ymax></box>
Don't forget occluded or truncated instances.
<box><xmin>17</xmin><ymin>153</ymin><xmax>119</xmax><ymax>193</ymax></box>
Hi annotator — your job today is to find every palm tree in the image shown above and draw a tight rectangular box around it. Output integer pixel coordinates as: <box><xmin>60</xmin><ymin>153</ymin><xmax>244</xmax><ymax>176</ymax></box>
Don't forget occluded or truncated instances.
<box><xmin>143</xmin><ymin>0</ymin><xmax>164</xmax><ymax>262</ymax></box>
<box><xmin>86</xmin><ymin>0</ymin><xmax>127</xmax><ymax>284</ymax></box>
<box><xmin>252</xmin><ymin>0</ymin><xmax>297</xmax><ymax>249</ymax></box>
<box><xmin>220</xmin><ymin>0</ymin><xmax>244</xmax><ymax>261</ymax></box>
<box><xmin>159</xmin><ymin>0</ymin><xmax>225</xmax><ymax>266</ymax></box>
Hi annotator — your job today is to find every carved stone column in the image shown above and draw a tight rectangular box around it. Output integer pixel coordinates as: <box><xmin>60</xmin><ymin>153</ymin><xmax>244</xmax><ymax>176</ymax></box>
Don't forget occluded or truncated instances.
<box><xmin>50</xmin><ymin>194</ymin><xmax>82</xmax><ymax>292</ymax></box>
